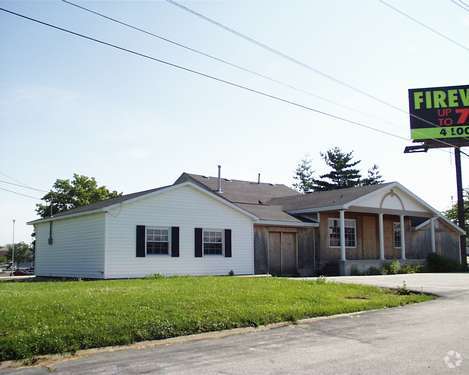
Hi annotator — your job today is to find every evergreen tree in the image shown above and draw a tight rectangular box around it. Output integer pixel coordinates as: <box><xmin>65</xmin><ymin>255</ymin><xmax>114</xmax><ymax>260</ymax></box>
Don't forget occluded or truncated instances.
<box><xmin>312</xmin><ymin>147</ymin><xmax>362</xmax><ymax>191</ymax></box>
<box><xmin>361</xmin><ymin>164</ymin><xmax>384</xmax><ymax>186</ymax></box>
<box><xmin>293</xmin><ymin>157</ymin><xmax>314</xmax><ymax>192</ymax></box>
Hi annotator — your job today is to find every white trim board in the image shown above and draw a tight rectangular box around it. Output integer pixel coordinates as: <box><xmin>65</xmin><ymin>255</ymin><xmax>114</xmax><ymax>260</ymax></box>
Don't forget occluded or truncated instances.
<box><xmin>27</xmin><ymin>181</ymin><xmax>259</xmax><ymax>225</ymax></box>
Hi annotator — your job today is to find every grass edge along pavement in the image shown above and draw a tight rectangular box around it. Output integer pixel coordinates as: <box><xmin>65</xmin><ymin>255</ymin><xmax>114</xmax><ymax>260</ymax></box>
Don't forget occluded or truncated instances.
<box><xmin>0</xmin><ymin>276</ymin><xmax>432</xmax><ymax>361</ymax></box>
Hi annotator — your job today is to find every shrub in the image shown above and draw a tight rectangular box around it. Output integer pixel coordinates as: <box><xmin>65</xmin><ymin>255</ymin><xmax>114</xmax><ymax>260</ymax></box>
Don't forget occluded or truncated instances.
<box><xmin>319</xmin><ymin>261</ymin><xmax>340</xmax><ymax>276</ymax></box>
<box><xmin>350</xmin><ymin>266</ymin><xmax>364</xmax><ymax>276</ymax></box>
<box><xmin>383</xmin><ymin>260</ymin><xmax>401</xmax><ymax>275</ymax></box>
<box><xmin>399</xmin><ymin>264</ymin><xmax>423</xmax><ymax>274</ymax></box>
<box><xmin>425</xmin><ymin>253</ymin><xmax>464</xmax><ymax>273</ymax></box>
<box><xmin>366</xmin><ymin>266</ymin><xmax>383</xmax><ymax>275</ymax></box>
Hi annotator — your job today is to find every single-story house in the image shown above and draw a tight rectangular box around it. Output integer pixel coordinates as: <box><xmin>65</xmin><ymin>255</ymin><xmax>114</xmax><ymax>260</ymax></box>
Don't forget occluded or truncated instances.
<box><xmin>28</xmin><ymin>169</ymin><xmax>465</xmax><ymax>278</ymax></box>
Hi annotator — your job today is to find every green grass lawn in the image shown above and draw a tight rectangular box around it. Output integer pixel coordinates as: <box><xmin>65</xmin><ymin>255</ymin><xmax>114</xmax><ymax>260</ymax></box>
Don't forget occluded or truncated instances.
<box><xmin>0</xmin><ymin>276</ymin><xmax>432</xmax><ymax>361</ymax></box>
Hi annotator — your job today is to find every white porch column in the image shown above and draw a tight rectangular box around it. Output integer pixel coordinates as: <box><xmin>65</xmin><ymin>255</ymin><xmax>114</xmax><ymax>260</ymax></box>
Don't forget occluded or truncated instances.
<box><xmin>430</xmin><ymin>217</ymin><xmax>436</xmax><ymax>253</ymax></box>
<box><xmin>339</xmin><ymin>209</ymin><xmax>346</xmax><ymax>261</ymax></box>
<box><xmin>400</xmin><ymin>214</ymin><xmax>406</xmax><ymax>260</ymax></box>
<box><xmin>379</xmin><ymin>213</ymin><xmax>385</xmax><ymax>260</ymax></box>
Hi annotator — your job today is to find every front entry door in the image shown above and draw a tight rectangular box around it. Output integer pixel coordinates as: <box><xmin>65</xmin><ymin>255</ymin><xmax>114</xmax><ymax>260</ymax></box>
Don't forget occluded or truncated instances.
<box><xmin>268</xmin><ymin>231</ymin><xmax>297</xmax><ymax>275</ymax></box>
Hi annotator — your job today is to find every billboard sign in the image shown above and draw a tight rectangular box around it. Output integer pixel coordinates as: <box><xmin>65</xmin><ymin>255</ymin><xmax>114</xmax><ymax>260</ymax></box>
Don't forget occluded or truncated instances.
<box><xmin>408</xmin><ymin>84</ymin><xmax>469</xmax><ymax>141</ymax></box>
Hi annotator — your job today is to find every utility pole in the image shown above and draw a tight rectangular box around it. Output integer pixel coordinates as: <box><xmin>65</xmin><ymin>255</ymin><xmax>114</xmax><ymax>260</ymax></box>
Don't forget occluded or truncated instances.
<box><xmin>454</xmin><ymin>148</ymin><xmax>467</xmax><ymax>267</ymax></box>
<box><xmin>11</xmin><ymin>219</ymin><xmax>15</xmax><ymax>275</ymax></box>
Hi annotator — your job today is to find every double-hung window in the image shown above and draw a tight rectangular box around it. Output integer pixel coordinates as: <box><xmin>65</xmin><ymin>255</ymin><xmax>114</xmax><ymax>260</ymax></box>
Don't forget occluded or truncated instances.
<box><xmin>393</xmin><ymin>222</ymin><xmax>401</xmax><ymax>249</ymax></box>
<box><xmin>203</xmin><ymin>229</ymin><xmax>223</xmax><ymax>255</ymax></box>
<box><xmin>328</xmin><ymin>218</ymin><xmax>357</xmax><ymax>248</ymax></box>
<box><xmin>146</xmin><ymin>227</ymin><xmax>170</xmax><ymax>255</ymax></box>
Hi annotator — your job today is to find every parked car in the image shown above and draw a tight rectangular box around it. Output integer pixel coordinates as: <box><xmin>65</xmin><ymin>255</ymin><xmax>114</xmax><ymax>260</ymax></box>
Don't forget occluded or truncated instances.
<box><xmin>13</xmin><ymin>267</ymin><xmax>34</xmax><ymax>276</ymax></box>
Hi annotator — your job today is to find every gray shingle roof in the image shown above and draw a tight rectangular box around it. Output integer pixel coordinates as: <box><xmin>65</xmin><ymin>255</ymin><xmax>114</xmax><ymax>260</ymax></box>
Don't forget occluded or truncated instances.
<box><xmin>236</xmin><ymin>203</ymin><xmax>304</xmax><ymax>223</ymax></box>
<box><xmin>30</xmin><ymin>172</ymin><xmax>390</xmax><ymax>226</ymax></box>
<box><xmin>175</xmin><ymin>173</ymin><xmax>299</xmax><ymax>204</ymax></box>
<box><xmin>174</xmin><ymin>173</ymin><xmax>310</xmax><ymax>224</ymax></box>
<box><xmin>268</xmin><ymin>182</ymin><xmax>393</xmax><ymax>211</ymax></box>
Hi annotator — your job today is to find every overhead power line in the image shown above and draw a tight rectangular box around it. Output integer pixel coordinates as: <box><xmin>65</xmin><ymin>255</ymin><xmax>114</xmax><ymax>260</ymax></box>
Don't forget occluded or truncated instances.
<box><xmin>379</xmin><ymin>0</ymin><xmax>469</xmax><ymax>54</ymax></box>
<box><xmin>0</xmin><ymin>7</ymin><xmax>417</xmax><ymax>143</ymax></box>
<box><xmin>0</xmin><ymin>179</ymin><xmax>48</xmax><ymax>193</ymax></box>
<box><xmin>164</xmin><ymin>0</ymin><xmax>469</xmax><ymax>148</ymax></box>
<box><xmin>61</xmin><ymin>0</ymin><xmax>399</xmax><ymax>128</ymax></box>
<box><xmin>0</xmin><ymin>170</ymin><xmax>27</xmax><ymax>185</ymax></box>
<box><xmin>0</xmin><ymin>186</ymin><xmax>41</xmax><ymax>200</ymax></box>
<box><xmin>450</xmin><ymin>0</ymin><xmax>469</xmax><ymax>12</ymax></box>
<box><xmin>1</xmin><ymin>7</ymin><xmax>465</xmax><ymax>159</ymax></box>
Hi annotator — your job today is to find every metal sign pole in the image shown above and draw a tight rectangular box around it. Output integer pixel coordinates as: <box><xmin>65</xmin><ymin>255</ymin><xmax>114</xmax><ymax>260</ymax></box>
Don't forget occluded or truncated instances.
<box><xmin>454</xmin><ymin>148</ymin><xmax>467</xmax><ymax>267</ymax></box>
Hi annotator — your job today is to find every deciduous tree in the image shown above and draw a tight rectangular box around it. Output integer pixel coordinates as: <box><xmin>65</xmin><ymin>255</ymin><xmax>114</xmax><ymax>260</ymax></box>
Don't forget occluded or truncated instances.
<box><xmin>444</xmin><ymin>189</ymin><xmax>469</xmax><ymax>230</ymax></box>
<box><xmin>36</xmin><ymin>174</ymin><xmax>122</xmax><ymax>218</ymax></box>
<box><xmin>4</xmin><ymin>242</ymin><xmax>34</xmax><ymax>266</ymax></box>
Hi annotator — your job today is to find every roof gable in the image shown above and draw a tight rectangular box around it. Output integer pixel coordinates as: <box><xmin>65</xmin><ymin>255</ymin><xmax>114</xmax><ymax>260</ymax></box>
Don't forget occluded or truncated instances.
<box><xmin>350</xmin><ymin>184</ymin><xmax>429</xmax><ymax>213</ymax></box>
<box><xmin>28</xmin><ymin>181</ymin><xmax>258</xmax><ymax>224</ymax></box>
<box><xmin>28</xmin><ymin>185</ymin><xmax>172</xmax><ymax>224</ymax></box>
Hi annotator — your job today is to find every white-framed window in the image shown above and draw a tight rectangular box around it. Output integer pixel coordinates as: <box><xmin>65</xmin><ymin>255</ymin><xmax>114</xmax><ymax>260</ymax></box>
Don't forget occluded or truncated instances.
<box><xmin>393</xmin><ymin>222</ymin><xmax>401</xmax><ymax>249</ymax></box>
<box><xmin>328</xmin><ymin>218</ymin><xmax>357</xmax><ymax>248</ymax></box>
<box><xmin>146</xmin><ymin>227</ymin><xmax>170</xmax><ymax>255</ymax></box>
<box><xmin>203</xmin><ymin>229</ymin><xmax>224</xmax><ymax>255</ymax></box>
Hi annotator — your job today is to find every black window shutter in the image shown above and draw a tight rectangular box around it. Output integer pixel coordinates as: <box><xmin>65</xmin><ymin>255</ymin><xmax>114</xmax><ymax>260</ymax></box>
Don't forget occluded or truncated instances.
<box><xmin>171</xmin><ymin>227</ymin><xmax>180</xmax><ymax>257</ymax></box>
<box><xmin>136</xmin><ymin>225</ymin><xmax>146</xmax><ymax>257</ymax></box>
<box><xmin>224</xmin><ymin>229</ymin><xmax>232</xmax><ymax>257</ymax></box>
<box><xmin>194</xmin><ymin>228</ymin><xmax>203</xmax><ymax>257</ymax></box>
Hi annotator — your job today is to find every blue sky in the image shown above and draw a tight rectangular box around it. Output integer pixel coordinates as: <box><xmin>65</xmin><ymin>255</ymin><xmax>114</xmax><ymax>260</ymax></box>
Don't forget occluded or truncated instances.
<box><xmin>1</xmin><ymin>0</ymin><xmax>468</xmax><ymax>244</ymax></box>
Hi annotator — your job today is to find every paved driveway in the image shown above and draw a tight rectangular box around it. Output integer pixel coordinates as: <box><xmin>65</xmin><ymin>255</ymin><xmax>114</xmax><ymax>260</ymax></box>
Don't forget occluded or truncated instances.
<box><xmin>3</xmin><ymin>273</ymin><xmax>469</xmax><ymax>375</ymax></box>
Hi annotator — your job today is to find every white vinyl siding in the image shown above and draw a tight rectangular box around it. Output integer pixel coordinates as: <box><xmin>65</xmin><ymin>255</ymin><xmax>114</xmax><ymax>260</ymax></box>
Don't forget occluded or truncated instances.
<box><xmin>34</xmin><ymin>213</ymin><xmax>105</xmax><ymax>278</ymax></box>
<box><xmin>105</xmin><ymin>184</ymin><xmax>254</xmax><ymax>278</ymax></box>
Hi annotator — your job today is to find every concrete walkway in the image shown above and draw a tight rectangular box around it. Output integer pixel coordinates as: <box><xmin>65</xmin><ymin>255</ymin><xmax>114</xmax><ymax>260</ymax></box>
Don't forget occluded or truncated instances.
<box><xmin>3</xmin><ymin>273</ymin><xmax>469</xmax><ymax>374</ymax></box>
<box><xmin>0</xmin><ymin>275</ymin><xmax>35</xmax><ymax>281</ymax></box>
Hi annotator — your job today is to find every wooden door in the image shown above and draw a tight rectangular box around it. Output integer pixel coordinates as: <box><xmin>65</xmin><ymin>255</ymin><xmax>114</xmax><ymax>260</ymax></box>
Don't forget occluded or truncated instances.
<box><xmin>362</xmin><ymin>215</ymin><xmax>377</xmax><ymax>259</ymax></box>
<box><xmin>281</xmin><ymin>232</ymin><xmax>297</xmax><ymax>275</ymax></box>
<box><xmin>268</xmin><ymin>232</ymin><xmax>281</xmax><ymax>275</ymax></box>
<box><xmin>268</xmin><ymin>231</ymin><xmax>297</xmax><ymax>275</ymax></box>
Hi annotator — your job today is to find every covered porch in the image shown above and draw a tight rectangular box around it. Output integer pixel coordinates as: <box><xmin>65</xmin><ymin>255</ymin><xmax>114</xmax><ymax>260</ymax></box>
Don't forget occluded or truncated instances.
<box><xmin>321</xmin><ymin>209</ymin><xmax>440</xmax><ymax>275</ymax></box>
<box><xmin>296</xmin><ymin>184</ymin><xmax>463</xmax><ymax>275</ymax></box>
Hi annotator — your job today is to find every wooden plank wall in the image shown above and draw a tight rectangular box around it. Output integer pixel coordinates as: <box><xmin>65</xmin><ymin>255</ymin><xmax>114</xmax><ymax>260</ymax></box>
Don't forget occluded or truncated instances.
<box><xmin>319</xmin><ymin>211</ymin><xmax>412</xmax><ymax>261</ymax></box>
<box><xmin>254</xmin><ymin>225</ymin><xmax>317</xmax><ymax>276</ymax></box>
<box><xmin>410</xmin><ymin>219</ymin><xmax>461</xmax><ymax>261</ymax></box>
